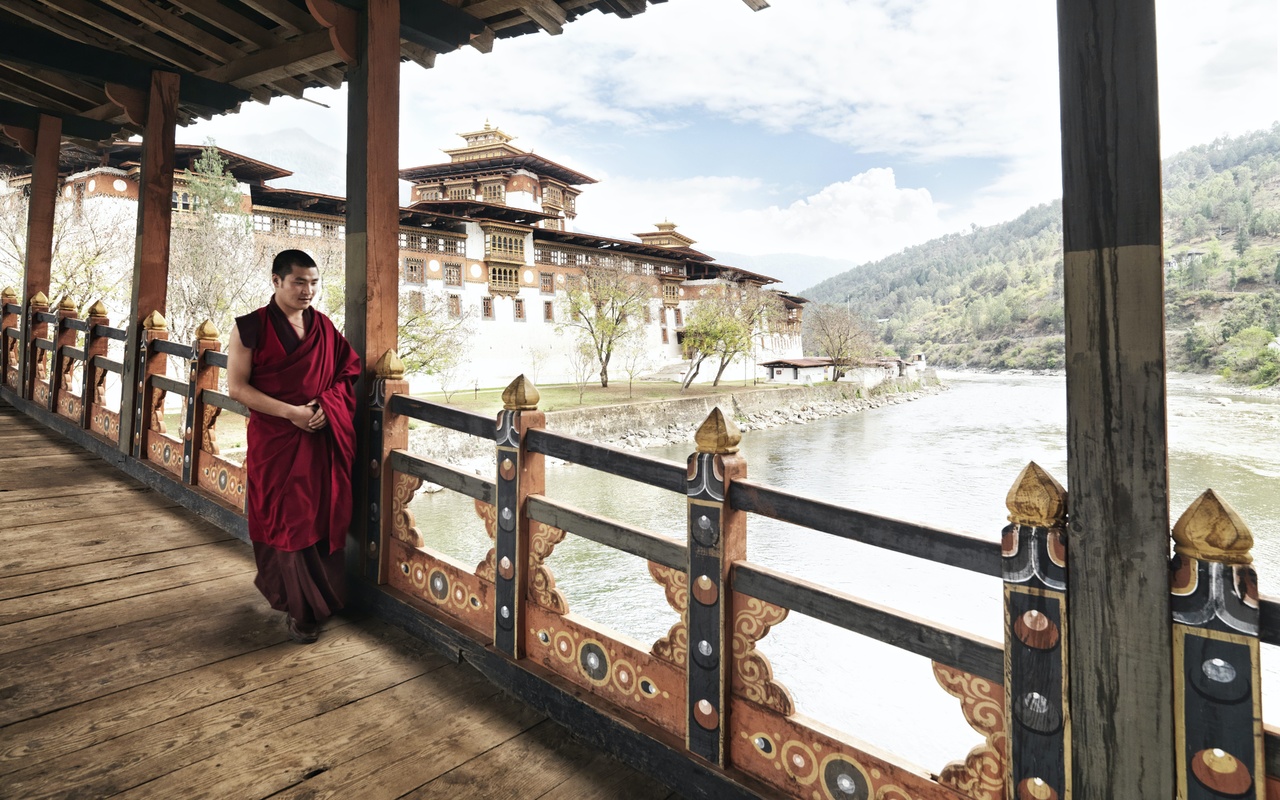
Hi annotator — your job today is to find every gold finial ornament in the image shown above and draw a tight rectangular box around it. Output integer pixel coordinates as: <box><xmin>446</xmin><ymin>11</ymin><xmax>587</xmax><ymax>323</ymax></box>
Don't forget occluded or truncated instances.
<box><xmin>1</xmin><ymin>286</ymin><xmax>18</xmax><ymax>303</ymax></box>
<box><xmin>31</xmin><ymin>291</ymin><xmax>49</xmax><ymax>306</ymax></box>
<box><xmin>57</xmin><ymin>294</ymin><xmax>77</xmax><ymax>312</ymax></box>
<box><xmin>502</xmin><ymin>374</ymin><xmax>540</xmax><ymax>411</ymax></box>
<box><xmin>1172</xmin><ymin>489</ymin><xmax>1253</xmax><ymax>565</ymax></box>
<box><xmin>1005</xmin><ymin>461</ymin><xmax>1068</xmax><ymax>528</ymax></box>
<box><xmin>195</xmin><ymin>319</ymin><xmax>220</xmax><ymax>341</ymax></box>
<box><xmin>142</xmin><ymin>310</ymin><xmax>167</xmax><ymax>331</ymax></box>
<box><xmin>695</xmin><ymin>407</ymin><xmax>741</xmax><ymax>454</ymax></box>
<box><xmin>373</xmin><ymin>349</ymin><xmax>405</xmax><ymax>380</ymax></box>
<box><xmin>87</xmin><ymin>299</ymin><xmax>109</xmax><ymax>318</ymax></box>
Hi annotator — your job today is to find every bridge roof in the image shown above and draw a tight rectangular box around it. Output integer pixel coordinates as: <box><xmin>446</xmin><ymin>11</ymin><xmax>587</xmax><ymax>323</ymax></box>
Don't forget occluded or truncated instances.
<box><xmin>0</xmin><ymin>0</ymin><xmax>761</xmax><ymax>166</ymax></box>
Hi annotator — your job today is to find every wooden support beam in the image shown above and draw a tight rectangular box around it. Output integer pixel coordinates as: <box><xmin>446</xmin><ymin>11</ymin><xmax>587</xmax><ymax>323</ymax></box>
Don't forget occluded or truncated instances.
<box><xmin>0</xmin><ymin>99</ymin><xmax>123</xmax><ymax>143</ymax></box>
<box><xmin>0</xmin><ymin>63</ymin><xmax>109</xmax><ymax>109</ymax></box>
<box><xmin>105</xmin><ymin>83</ymin><xmax>148</xmax><ymax>127</ymax></box>
<box><xmin>306</xmin><ymin>0</ymin><xmax>359</xmax><ymax>64</ymax></box>
<box><xmin>468</xmin><ymin>25</ymin><xmax>494</xmax><ymax>53</ymax></box>
<box><xmin>345</xmin><ymin>0</ymin><xmax>401</xmax><ymax>549</ymax></box>
<box><xmin>520</xmin><ymin>0</ymin><xmax>564</xmax><ymax>35</ymax></box>
<box><xmin>1057</xmin><ymin>0</ymin><xmax>1173</xmax><ymax>797</ymax></box>
<box><xmin>0</xmin><ymin>22</ymin><xmax>250</xmax><ymax>112</ymax></box>
<box><xmin>95</xmin><ymin>0</ymin><xmax>246</xmax><ymax>64</ymax></box>
<box><xmin>17</xmin><ymin>114</ymin><xmax>61</xmax><ymax>400</ymax></box>
<box><xmin>237</xmin><ymin>0</ymin><xmax>321</xmax><ymax>36</ymax></box>
<box><xmin>739</xmin><ymin>0</ymin><xmax>768</xmax><ymax>10</ymax></box>
<box><xmin>36</xmin><ymin>0</ymin><xmax>213</xmax><ymax>72</ymax></box>
<box><xmin>118</xmin><ymin>70</ymin><xmax>179</xmax><ymax>457</ymax></box>
<box><xmin>198</xmin><ymin>29</ymin><xmax>340</xmax><ymax>86</ymax></box>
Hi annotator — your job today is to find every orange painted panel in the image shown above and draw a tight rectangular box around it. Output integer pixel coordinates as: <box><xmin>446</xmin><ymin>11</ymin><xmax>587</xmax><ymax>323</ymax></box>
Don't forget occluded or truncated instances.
<box><xmin>388</xmin><ymin>537</ymin><xmax>493</xmax><ymax>640</ymax></box>
<box><xmin>89</xmin><ymin>404</ymin><xmax>120</xmax><ymax>443</ymax></box>
<box><xmin>195</xmin><ymin>453</ymin><xmax>246</xmax><ymax>512</ymax></box>
<box><xmin>144</xmin><ymin>429</ymin><xmax>183</xmax><ymax>476</ymax></box>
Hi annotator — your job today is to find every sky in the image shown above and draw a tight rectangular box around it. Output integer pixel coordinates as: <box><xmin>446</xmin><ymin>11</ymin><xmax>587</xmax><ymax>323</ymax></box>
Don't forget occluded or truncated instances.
<box><xmin>188</xmin><ymin>0</ymin><xmax>1280</xmax><ymax>285</ymax></box>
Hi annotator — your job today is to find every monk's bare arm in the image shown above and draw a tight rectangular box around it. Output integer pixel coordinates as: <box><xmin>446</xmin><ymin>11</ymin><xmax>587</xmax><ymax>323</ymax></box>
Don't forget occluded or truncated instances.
<box><xmin>226</xmin><ymin>323</ymin><xmax>316</xmax><ymax>431</ymax></box>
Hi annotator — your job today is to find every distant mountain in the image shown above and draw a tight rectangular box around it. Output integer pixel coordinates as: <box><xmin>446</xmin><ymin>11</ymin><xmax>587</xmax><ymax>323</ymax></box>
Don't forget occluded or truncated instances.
<box><xmin>800</xmin><ymin>123</ymin><xmax>1280</xmax><ymax>386</ymax></box>
<box><xmin>701</xmin><ymin>250</ymin><xmax>860</xmax><ymax>294</ymax></box>
<box><xmin>205</xmin><ymin>129</ymin><xmax>349</xmax><ymax>197</ymax></box>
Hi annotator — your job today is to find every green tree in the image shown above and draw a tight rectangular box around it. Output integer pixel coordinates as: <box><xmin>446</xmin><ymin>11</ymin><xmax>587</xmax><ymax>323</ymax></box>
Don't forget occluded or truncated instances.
<box><xmin>557</xmin><ymin>261</ymin><xmax>648</xmax><ymax>388</ymax></box>
<box><xmin>1233</xmin><ymin>227</ymin><xmax>1250</xmax><ymax>258</ymax></box>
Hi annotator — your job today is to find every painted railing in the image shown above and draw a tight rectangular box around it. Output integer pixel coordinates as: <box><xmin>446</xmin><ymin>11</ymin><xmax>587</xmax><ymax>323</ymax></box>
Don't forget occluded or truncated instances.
<box><xmin>1</xmin><ymin>297</ymin><xmax>1276</xmax><ymax>800</ymax></box>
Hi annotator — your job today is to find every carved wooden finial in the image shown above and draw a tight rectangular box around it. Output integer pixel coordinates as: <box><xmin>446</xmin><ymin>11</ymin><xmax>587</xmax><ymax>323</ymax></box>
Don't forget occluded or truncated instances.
<box><xmin>1005</xmin><ymin>461</ymin><xmax>1067</xmax><ymax>527</ymax></box>
<box><xmin>695</xmin><ymin>407</ymin><xmax>741</xmax><ymax>454</ymax></box>
<box><xmin>87</xmin><ymin>299</ymin><xmax>109</xmax><ymax>318</ymax></box>
<box><xmin>57</xmin><ymin>294</ymin><xmax>78</xmax><ymax>312</ymax></box>
<box><xmin>502</xmin><ymin>374</ymin><xmax>540</xmax><ymax>411</ymax></box>
<box><xmin>195</xmin><ymin>319</ymin><xmax>220</xmax><ymax>341</ymax></box>
<box><xmin>1172</xmin><ymin>489</ymin><xmax>1253</xmax><ymax>565</ymax></box>
<box><xmin>142</xmin><ymin>310</ymin><xmax>167</xmax><ymax>331</ymax></box>
<box><xmin>1</xmin><ymin>286</ymin><xmax>17</xmax><ymax>304</ymax></box>
<box><xmin>31</xmin><ymin>290</ymin><xmax>49</xmax><ymax>307</ymax></box>
<box><xmin>373</xmin><ymin>349</ymin><xmax>405</xmax><ymax>380</ymax></box>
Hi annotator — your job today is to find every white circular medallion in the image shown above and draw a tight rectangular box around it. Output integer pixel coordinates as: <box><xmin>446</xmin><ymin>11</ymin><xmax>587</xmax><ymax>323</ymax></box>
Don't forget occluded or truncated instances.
<box><xmin>470</xmin><ymin>264</ymin><xmax>482</xmax><ymax>278</ymax></box>
<box><xmin>113</xmin><ymin>179</ymin><xmax>127</xmax><ymax>192</ymax></box>
<box><xmin>87</xmin><ymin>179</ymin><xmax>96</xmax><ymax>192</ymax></box>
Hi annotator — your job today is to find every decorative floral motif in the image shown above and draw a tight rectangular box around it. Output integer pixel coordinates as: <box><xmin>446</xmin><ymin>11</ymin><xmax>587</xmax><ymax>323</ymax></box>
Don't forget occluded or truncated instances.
<box><xmin>649</xmin><ymin>561</ymin><xmax>688</xmax><ymax>665</ymax></box>
<box><xmin>201</xmin><ymin>404</ymin><xmax>221</xmax><ymax>454</ymax></box>
<box><xmin>392</xmin><ymin>472</ymin><xmax>425</xmax><ymax>546</ymax></box>
<box><xmin>93</xmin><ymin>368</ymin><xmax>106</xmax><ymax>405</ymax></box>
<box><xmin>473</xmin><ymin>499</ymin><xmax>497</xmax><ymax>582</ymax></box>
<box><xmin>932</xmin><ymin>662</ymin><xmax>1007</xmax><ymax>800</ymax></box>
<box><xmin>149</xmin><ymin>386</ymin><xmax>166</xmax><ymax>432</ymax></box>
<box><xmin>732</xmin><ymin>595</ymin><xmax>794</xmax><ymax>715</ymax></box>
<box><xmin>528</xmin><ymin>521</ymin><xmax>568</xmax><ymax>613</ymax></box>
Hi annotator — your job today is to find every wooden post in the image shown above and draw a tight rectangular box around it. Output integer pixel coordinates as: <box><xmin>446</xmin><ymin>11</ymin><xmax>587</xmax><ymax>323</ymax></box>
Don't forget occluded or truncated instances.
<box><xmin>25</xmin><ymin>291</ymin><xmax>49</xmax><ymax>402</ymax></box>
<box><xmin>18</xmin><ymin>114</ymin><xmax>60</xmax><ymax>401</ymax></box>
<box><xmin>368</xmin><ymin>349</ymin><xmax>409</xmax><ymax>582</ymax></box>
<box><xmin>1056</xmin><ymin>0</ymin><xmax>1173</xmax><ymax>794</ymax></box>
<box><xmin>492</xmin><ymin>375</ymin><xmax>545</xmax><ymax>658</ymax></box>
<box><xmin>119</xmin><ymin>70</ymin><xmax>179</xmax><ymax>456</ymax></box>
<box><xmin>1169</xmin><ymin>490</ymin><xmax>1263</xmax><ymax>799</ymax></box>
<box><xmin>82</xmin><ymin>299</ymin><xmax>110</xmax><ymax>430</ymax></box>
<box><xmin>344</xmin><ymin>0</ymin><xmax>400</xmax><ymax>549</ymax></box>
<box><xmin>1</xmin><ymin>286</ymin><xmax>18</xmax><ymax>391</ymax></box>
<box><xmin>50</xmin><ymin>295</ymin><xmax>79</xmax><ymax>414</ymax></box>
<box><xmin>133</xmin><ymin>310</ymin><xmax>169</xmax><ymax>459</ymax></box>
<box><xmin>184</xmin><ymin>320</ymin><xmax>221</xmax><ymax>485</ymax></box>
<box><xmin>1002</xmin><ymin>462</ymin><xmax>1070</xmax><ymax>798</ymax></box>
<box><xmin>684</xmin><ymin>407</ymin><xmax>745</xmax><ymax>765</ymax></box>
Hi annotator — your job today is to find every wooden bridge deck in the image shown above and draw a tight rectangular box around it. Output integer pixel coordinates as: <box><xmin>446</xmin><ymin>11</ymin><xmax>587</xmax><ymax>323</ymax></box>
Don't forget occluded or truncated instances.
<box><xmin>0</xmin><ymin>402</ymin><xmax>677</xmax><ymax>800</ymax></box>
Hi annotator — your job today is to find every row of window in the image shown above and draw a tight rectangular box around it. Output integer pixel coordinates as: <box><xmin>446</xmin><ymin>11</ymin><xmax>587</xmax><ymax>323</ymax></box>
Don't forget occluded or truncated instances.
<box><xmin>251</xmin><ymin>213</ymin><xmax>346</xmax><ymax>239</ymax></box>
<box><xmin>532</xmin><ymin>248</ymin><xmax>684</xmax><ymax>278</ymax></box>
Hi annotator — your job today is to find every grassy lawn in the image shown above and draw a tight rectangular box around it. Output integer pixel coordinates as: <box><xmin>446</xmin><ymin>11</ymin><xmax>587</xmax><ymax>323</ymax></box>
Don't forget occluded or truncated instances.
<box><xmin>414</xmin><ymin>378</ymin><xmax>793</xmax><ymax>415</ymax></box>
<box><xmin>161</xmin><ymin>409</ymin><xmax>248</xmax><ymax>453</ymax></box>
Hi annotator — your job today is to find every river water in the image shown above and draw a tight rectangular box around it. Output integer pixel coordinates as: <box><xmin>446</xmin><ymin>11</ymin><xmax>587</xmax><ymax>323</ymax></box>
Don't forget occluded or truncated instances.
<box><xmin>408</xmin><ymin>371</ymin><xmax>1280</xmax><ymax>772</ymax></box>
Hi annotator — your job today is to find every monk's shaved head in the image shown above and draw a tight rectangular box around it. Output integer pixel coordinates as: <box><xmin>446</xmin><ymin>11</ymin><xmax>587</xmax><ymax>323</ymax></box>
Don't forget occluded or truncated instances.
<box><xmin>272</xmin><ymin>249</ymin><xmax>317</xmax><ymax>278</ymax></box>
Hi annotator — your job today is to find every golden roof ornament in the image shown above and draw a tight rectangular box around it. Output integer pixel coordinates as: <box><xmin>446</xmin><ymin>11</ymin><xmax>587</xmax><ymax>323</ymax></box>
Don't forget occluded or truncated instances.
<box><xmin>502</xmin><ymin>374</ymin><xmax>540</xmax><ymax>411</ymax></box>
<box><xmin>373</xmin><ymin>349</ymin><xmax>405</xmax><ymax>380</ymax></box>
<box><xmin>1005</xmin><ymin>461</ymin><xmax>1068</xmax><ymax>528</ymax></box>
<box><xmin>695</xmin><ymin>407</ymin><xmax>741</xmax><ymax>454</ymax></box>
<box><xmin>1</xmin><ymin>286</ymin><xmax>17</xmax><ymax>303</ymax></box>
<box><xmin>142</xmin><ymin>310</ymin><xmax>167</xmax><ymax>331</ymax></box>
<box><xmin>195</xmin><ymin>319</ymin><xmax>220</xmax><ymax>341</ymax></box>
<box><xmin>87</xmin><ymin>299</ymin><xmax>109</xmax><ymax>318</ymax></box>
<box><xmin>1172</xmin><ymin>489</ymin><xmax>1253</xmax><ymax>565</ymax></box>
<box><xmin>31</xmin><ymin>291</ymin><xmax>49</xmax><ymax>306</ymax></box>
<box><xmin>57</xmin><ymin>295</ymin><xmax>77</xmax><ymax>312</ymax></box>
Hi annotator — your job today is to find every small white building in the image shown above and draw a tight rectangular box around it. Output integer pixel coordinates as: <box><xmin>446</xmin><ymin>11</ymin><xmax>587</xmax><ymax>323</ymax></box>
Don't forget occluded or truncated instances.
<box><xmin>760</xmin><ymin>358</ymin><xmax>832</xmax><ymax>384</ymax></box>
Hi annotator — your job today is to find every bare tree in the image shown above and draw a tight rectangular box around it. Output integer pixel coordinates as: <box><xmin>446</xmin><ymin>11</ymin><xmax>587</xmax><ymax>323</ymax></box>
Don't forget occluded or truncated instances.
<box><xmin>167</xmin><ymin>142</ymin><xmax>260</xmax><ymax>344</ymax></box>
<box><xmin>398</xmin><ymin>288</ymin><xmax>474</xmax><ymax>378</ymax></box>
<box><xmin>566</xmin><ymin>334</ymin><xmax>596</xmax><ymax>404</ymax></box>
<box><xmin>618</xmin><ymin>329</ymin><xmax>651</xmax><ymax>398</ymax></box>
<box><xmin>804</xmin><ymin>304</ymin><xmax>878</xmax><ymax>379</ymax></box>
<box><xmin>557</xmin><ymin>261</ymin><xmax>649</xmax><ymax>387</ymax></box>
<box><xmin>438</xmin><ymin>360</ymin><xmax>464</xmax><ymax>402</ymax></box>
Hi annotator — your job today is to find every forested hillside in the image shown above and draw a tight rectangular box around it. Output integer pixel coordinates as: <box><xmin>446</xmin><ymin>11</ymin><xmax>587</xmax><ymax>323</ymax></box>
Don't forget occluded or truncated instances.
<box><xmin>804</xmin><ymin>123</ymin><xmax>1280</xmax><ymax>386</ymax></box>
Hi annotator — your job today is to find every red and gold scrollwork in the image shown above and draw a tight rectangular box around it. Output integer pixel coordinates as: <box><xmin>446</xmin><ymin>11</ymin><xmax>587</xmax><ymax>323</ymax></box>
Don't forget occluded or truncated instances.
<box><xmin>732</xmin><ymin>594</ymin><xmax>794</xmax><ymax>715</ymax></box>
<box><xmin>528</xmin><ymin>521</ymin><xmax>568</xmax><ymax>613</ymax></box>
<box><xmin>473</xmin><ymin>498</ymin><xmax>497</xmax><ymax>582</ymax></box>
<box><xmin>392</xmin><ymin>472</ymin><xmax>425</xmax><ymax>546</ymax></box>
<box><xmin>201</xmin><ymin>404</ymin><xmax>221</xmax><ymax>454</ymax></box>
<box><xmin>149</xmin><ymin>387</ymin><xmax>166</xmax><ymax>432</ymax></box>
<box><xmin>932</xmin><ymin>662</ymin><xmax>1007</xmax><ymax>800</ymax></box>
<box><xmin>648</xmin><ymin>561</ymin><xmax>688</xmax><ymax>665</ymax></box>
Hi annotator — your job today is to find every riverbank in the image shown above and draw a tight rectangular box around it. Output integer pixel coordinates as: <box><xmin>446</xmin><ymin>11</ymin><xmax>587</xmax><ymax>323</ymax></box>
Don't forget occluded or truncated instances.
<box><xmin>407</xmin><ymin>373</ymin><xmax>946</xmax><ymax>471</ymax></box>
<box><xmin>940</xmin><ymin>367</ymin><xmax>1280</xmax><ymax>399</ymax></box>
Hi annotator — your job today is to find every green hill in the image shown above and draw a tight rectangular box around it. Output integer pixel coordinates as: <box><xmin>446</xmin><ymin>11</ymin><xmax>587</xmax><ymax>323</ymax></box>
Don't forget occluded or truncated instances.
<box><xmin>803</xmin><ymin>123</ymin><xmax>1280</xmax><ymax>386</ymax></box>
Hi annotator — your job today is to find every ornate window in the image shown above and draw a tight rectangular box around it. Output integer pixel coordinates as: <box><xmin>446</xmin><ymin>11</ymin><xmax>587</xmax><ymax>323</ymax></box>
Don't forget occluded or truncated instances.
<box><xmin>488</xmin><ymin>266</ymin><xmax>520</xmax><ymax>294</ymax></box>
<box><xmin>444</xmin><ymin>263</ymin><xmax>462</xmax><ymax>287</ymax></box>
<box><xmin>662</xmin><ymin>284</ymin><xmax>679</xmax><ymax>306</ymax></box>
<box><xmin>543</xmin><ymin>301</ymin><xmax>554</xmax><ymax>322</ymax></box>
<box><xmin>407</xmin><ymin>292</ymin><xmax>425</xmax><ymax>312</ymax></box>
<box><xmin>404</xmin><ymin>258</ymin><xmax>424</xmax><ymax>283</ymax></box>
<box><xmin>448</xmin><ymin>294</ymin><xmax>461</xmax><ymax>318</ymax></box>
<box><xmin>661</xmin><ymin>328</ymin><xmax>669</xmax><ymax>344</ymax></box>
<box><xmin>288</xmin><ymin>218</ymin><xmax>322</xmax><ymax>237</ymax></box>
<box><xmin>484</xmin><ymin>232</ymin><xmax>524</xmax><ymax>264</ymax></box>
<box><xmin>482</xmin><ymin>183</ymin><xmax>505</xmax><ymax>203</ymax></box>
<box><xmin>481</xmin><ymin>297</ymin><xmax>493</xmax><ymax>319</ymax></box>
<box><xmin>674</xmin><ymin>308</ymin><xmax>683</xmax><ymax>326</ymax></box>
<box><xmin>643</xmin><ymin>305</ymin><xmax>651</xmax><ymax>324</ymax></box>
<box><xmin>514</xmin><ymin>299</ymin><xmax>525</xmax><ymax>321</ymax></box>
<box><xmin>539</xmin><ymin>273</ymin><xmax>554</xmax><ymax>294</ymax></box>
<box><xmin>448</xmin><ymin>186</ymin><xmax>473</xmax><ymax>200</ymax></box>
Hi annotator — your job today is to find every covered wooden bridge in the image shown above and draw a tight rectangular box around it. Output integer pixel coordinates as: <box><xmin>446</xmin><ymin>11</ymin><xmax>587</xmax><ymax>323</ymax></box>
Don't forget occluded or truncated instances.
<box><xmin>2</xmin><ymin>0</ymin><xmax>1278</xmax><ymax>798</ymax></box>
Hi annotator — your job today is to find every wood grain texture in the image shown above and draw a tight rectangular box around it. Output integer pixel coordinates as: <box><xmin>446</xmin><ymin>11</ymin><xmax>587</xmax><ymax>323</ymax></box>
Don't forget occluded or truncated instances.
<box><xmin>1057</xmin><ymin>0</ymin><xmax>1172</xmax><ymax>793</ymax></box>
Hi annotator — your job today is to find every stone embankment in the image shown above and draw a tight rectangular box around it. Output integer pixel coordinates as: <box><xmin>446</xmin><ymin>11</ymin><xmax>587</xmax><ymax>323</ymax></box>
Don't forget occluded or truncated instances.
<box><xmin>406</xmin><ymin>374</ymin><xmax>945</xmax><ymax>475</ymax></box>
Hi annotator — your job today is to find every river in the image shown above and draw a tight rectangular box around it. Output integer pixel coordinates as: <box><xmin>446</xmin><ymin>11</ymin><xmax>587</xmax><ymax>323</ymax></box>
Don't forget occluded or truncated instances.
<box><xmin>408</xmin><ymin>371</ymin><xmax>1280</xmax><ymax>772</ymax></box>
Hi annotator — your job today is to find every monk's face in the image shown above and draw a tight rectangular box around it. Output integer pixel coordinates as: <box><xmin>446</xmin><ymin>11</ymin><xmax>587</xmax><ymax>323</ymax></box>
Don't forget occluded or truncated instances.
<box><xmin>273</xmin><ymin>265</ymin><xmax>320</xmax><ymax>314</ymax></box>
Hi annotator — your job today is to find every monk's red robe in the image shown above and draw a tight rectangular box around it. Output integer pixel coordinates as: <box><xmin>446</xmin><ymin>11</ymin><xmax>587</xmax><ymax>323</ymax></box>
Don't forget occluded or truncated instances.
<box><xmin>244</xmin><ymin>304</ymin><xmax>360</xmax><ymax>555</ymax></box>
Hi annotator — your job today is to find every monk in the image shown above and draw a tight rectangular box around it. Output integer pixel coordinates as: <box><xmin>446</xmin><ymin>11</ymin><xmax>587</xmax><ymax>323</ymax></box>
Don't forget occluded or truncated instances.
<box><xmin>228</xmin><ymin>249</ymin><xmax>361</xmax><ymax>643</ymax></box>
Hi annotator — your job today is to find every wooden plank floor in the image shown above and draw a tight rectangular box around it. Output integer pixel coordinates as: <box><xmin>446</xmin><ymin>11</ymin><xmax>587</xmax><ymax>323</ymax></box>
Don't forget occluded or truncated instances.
<box><xmin>0</xmin><ymin>402</ymin><xmax>679</xmax><ymax>800</ymax></box>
